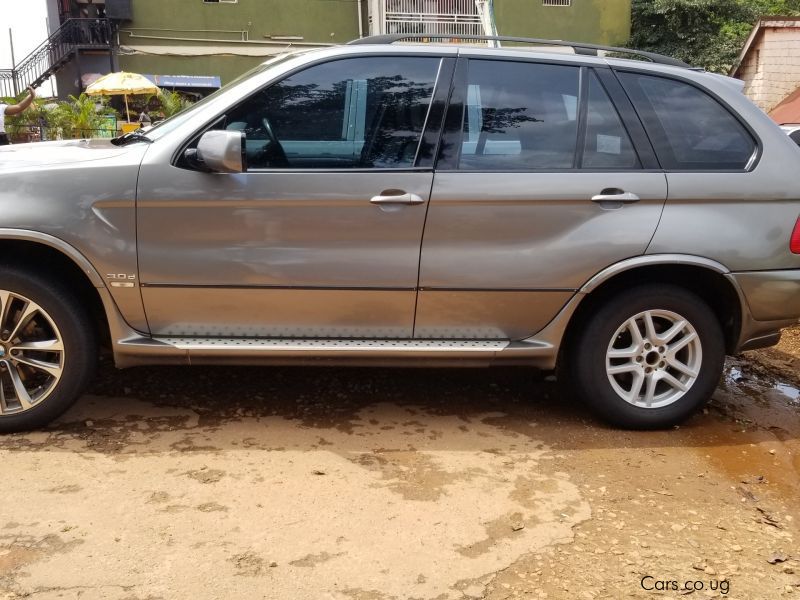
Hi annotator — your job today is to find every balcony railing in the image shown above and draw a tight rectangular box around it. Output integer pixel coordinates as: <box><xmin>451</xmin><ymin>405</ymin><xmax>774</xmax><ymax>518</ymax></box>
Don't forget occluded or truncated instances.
<box><xmin>0</xmin><ymin>19</ymin><xmax>112</xmax><ymax>98</ymax></box>
<box><xmin>374</xmin><ymin>0</ymin><xmax>485</xmax><ymax>38</ymax></box>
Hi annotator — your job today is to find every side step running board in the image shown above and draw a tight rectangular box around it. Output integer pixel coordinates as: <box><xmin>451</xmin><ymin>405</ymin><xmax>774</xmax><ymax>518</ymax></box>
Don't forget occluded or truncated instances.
<box><xmin>158</xmin><ymin>337</ymin><xmax>510</xmax><ymax>352</ymax></box>
<box><xmin>113</xmin><ymin>336</ymin><xmax>554</xmax><ymax>368</ymax></box>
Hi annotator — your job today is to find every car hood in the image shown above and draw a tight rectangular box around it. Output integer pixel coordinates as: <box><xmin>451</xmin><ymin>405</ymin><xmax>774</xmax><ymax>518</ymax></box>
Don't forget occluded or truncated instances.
<box><xmin>0</xmin><ymin>138</ymin><xmax>146</xmax><ymax>170</ymax></box>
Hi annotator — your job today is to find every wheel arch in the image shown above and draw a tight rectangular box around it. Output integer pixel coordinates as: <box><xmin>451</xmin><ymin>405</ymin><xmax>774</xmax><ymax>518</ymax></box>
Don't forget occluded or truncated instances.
<box><xmin>564</xmin><ymin>256</ymin><xmax>744</xmax><ymax>356</ymax></box>
<box><xmin>0</xmin><ymin>231</ymin><xmax>110</xmax><ymax>347</ymax></box>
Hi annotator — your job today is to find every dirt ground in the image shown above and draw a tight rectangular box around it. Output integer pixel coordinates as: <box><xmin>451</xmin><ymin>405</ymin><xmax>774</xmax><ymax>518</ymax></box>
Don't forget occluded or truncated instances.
<box><xmin>1</xmin><ymin>328</ymin><xmax>799</xmax><ymax>600</ymax></box>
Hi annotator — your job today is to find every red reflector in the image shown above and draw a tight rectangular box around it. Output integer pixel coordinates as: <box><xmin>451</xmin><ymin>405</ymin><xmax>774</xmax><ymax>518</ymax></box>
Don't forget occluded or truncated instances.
<box><xmin>793</xmin><ymin>217</ymin><xmax>800</xmax><ymax>254</ymax></box>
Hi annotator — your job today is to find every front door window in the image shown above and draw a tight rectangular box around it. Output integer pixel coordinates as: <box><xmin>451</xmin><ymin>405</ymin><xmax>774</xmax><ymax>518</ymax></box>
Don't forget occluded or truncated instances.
<box><xmin>222</xmin><ymin>56</ymin><xmax>441</xmax><ymax>170</ymax></box>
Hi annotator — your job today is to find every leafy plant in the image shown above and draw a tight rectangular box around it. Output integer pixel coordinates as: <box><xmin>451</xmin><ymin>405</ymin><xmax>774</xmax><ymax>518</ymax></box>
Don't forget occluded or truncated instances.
<box><xmin>630</xmin><ymin>0</ymin><xmax>800</xmax><ymax>73</ymax></box>
<box><xmin>51</xmin><ymin>93</ymin><xmax>117</xmax><ymax>138</ymax></box>
<box><xmin>3</xmin><ymin>92</ymin><xmax>118</xmax><ymax>140</ymax></box>
<box><xmin>157</xmin><ymin>89</ymin><xmax>194</xmax><ymax>118</ymax></box>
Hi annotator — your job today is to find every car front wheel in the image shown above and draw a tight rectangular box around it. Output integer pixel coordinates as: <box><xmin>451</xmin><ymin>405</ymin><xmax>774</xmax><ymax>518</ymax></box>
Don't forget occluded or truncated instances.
<box><xmin>568</xmin><ymin>284</ymin><xmax>726</xmax><ymax>429</ymax></box>
<box><xmin>0</xmin><ymin>268</ymin><xmax>97</xmax><ymax>432</ymax></box>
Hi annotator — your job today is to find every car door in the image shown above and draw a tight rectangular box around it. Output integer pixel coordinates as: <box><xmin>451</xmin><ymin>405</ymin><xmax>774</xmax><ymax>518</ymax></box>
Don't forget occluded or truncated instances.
<box><xmin>136</xmin><ymin>54</ymin><xmax>451</xmax><ymax>338</ymax></box>
<box><xmin>415</xmin><ymin>56</ymin><xmax>669</xmax><ymax>340</ymax></box>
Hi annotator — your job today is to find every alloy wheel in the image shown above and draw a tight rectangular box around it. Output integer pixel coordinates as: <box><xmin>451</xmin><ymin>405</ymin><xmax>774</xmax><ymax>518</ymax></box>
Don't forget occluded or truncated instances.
<box><xmin>0</xmin><ymin>290</ymin><xmax>65</xmax><ymax>415</ymax></box>
<box><xmin>605</xmin><ymin>309</ymin><xmax>703</xmax><ymax>409</ymax></box>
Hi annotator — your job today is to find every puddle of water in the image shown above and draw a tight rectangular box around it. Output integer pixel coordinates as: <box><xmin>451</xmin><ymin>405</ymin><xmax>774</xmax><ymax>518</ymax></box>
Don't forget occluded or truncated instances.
<box><xmin>775</xmin><ymin>382</ymin><xmax>800</xmax><ymax>402</ymax></box>
<box><xmin>724</xmin><ymin>364</ymin><xmax>800</xmax><ymax>405</ymax></box>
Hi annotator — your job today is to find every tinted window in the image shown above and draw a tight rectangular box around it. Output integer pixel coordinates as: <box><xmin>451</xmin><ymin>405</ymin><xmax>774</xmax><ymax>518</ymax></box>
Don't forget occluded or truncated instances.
<box><xmin>790</xmin><ymin>129</ymin><xmax>800</xmax><ymax>147</ymax></box>
<box><xmin>618</xmin><ymin>72</ymin><xmax>756</xmax><ymax>170</ymax></box>
<box><xmin>582</xmin><ymin>71</ymin><xmax>640</xmax><ymax>169</ymax></box>
<box><xmin>225</xmin><ymin>57</ymin><xmax>440</xmax><ymax>169</ymax></box>
<box><xmin>459</xmin><ymin>60</ymin><xmax>580</xmax><ymax>170</ymax></box>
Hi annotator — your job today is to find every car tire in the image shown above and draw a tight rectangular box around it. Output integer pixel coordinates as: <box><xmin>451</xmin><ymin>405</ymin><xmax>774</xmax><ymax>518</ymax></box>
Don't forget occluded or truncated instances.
<box><xmin>566</xmin><ymin>284</ymin><xmax>725</xmax><ymax>429</ymax></box>
<box><xmin>0</xmin><ymin>268</ymin><xmax>97</xmax><ymax>433</ymax></box>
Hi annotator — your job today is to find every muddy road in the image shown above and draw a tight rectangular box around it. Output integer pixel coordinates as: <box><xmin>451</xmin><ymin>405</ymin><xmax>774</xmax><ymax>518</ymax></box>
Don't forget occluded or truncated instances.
<box><xmin>1</xmin><ymin>333</ymin><xmax>799</xmax><ymax>600</ymax></box>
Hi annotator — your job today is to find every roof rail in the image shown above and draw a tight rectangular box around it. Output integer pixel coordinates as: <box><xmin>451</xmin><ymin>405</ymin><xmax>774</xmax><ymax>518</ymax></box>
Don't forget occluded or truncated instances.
<box><xmin>347</xmin><ymin>34</ymin><xmax>691</xmax><ymax>68</ymax></box>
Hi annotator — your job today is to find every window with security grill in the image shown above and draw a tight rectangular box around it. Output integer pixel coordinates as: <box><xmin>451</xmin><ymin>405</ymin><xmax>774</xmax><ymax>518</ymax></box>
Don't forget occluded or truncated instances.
<box><xmin>543</xmin><ymin>0</ymin><xmax>571</xmax><ymax>6</ymax></box>
<box><xmin>380</xmin><ymin>0</ymin><xmax>484</xmax><ymax>37</ymax></box>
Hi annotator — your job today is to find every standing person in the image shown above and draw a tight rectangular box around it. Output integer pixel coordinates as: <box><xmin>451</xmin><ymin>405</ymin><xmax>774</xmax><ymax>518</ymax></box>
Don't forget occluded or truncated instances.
<box><xmin>138</xmin><ymin>108</ymin><xmax>151</xmax><ymax>127</ymax></box>
<box><xmin>83</xmin><ymin>0</ymin><xmax>100</xmax><ymax>43</ymax></box>
<box><xmin>0</xmin><ymin>86</ymin><xmax>36</xmax><ymax>146</ymax></box>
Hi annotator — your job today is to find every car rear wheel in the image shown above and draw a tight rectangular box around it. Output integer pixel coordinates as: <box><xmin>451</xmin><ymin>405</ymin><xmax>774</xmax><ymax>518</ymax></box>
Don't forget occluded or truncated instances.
<box><xmin>0</xmin><ymin>268</ymin><xmax>97</xmax><ymax>433</ymax></box>
<box><xmin>567</xmin><ymin>284</ymin><xmax>725</xmax><ymax>429</ymax></box>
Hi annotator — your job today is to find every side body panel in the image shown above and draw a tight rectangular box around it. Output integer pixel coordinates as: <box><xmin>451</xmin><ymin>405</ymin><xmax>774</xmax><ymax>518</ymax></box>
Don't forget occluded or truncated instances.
<box><xmin>136</xmin><ymin>170</ymin><xmax>434</xmax><ymax>337</ymax></box>
<box><xmin>627</xmin><ymin>68</ymin><xmax>800</xmax><ymax>326</ymax></box>
<box><xmin>417</xmin><ymin>172</ymin><xmax>668</xmax><ymax>339</ymax></box>
<box><xmin>0</xmin><ymin>141</ymin><xmax>149</xmax><ymax>332</ymax></box>
<box><xmin>648</xmin><ymin>172</ymin><xmax>800</xmax><ymax>272</ymax></box>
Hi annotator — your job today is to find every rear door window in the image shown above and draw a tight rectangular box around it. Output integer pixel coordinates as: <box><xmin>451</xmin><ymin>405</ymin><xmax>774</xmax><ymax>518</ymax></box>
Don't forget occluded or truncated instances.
<box><xmin>617</xmin><ymin>72</ymin><xmax>756</xmax><ymax>170</ymax></box>
<box><xmin>458</xmin><ymin>60</ymin><xmax>581</xmax><ymax>170</ymax></box>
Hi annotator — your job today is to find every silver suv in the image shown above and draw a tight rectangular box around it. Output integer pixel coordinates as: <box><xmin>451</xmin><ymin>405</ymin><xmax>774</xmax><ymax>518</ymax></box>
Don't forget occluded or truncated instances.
<box><xmin>1</xmin><ymin>35</ymin><xmax>799</xmax><ymax>431</ymax></box>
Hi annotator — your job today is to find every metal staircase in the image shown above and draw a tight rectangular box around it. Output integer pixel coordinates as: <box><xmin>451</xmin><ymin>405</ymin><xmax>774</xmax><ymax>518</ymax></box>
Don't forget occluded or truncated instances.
<box><xmin>0</xmin><ymin>19</ymin><xmax>113</xmax><ymax>98</ymax></box>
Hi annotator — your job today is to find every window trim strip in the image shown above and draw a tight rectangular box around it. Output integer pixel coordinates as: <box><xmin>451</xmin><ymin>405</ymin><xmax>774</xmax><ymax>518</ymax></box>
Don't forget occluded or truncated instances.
<box><xmin>416</xmin><ymin>58</ymin><xmax>457</xmax><ymax>169</ymax></box>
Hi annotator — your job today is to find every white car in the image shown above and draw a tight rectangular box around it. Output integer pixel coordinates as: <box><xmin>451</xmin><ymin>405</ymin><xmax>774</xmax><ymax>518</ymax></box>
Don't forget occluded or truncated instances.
<box><xmin>781</xmin><ymin>124</ymin><xmax>800</xmax><ymax>145</ymax></box>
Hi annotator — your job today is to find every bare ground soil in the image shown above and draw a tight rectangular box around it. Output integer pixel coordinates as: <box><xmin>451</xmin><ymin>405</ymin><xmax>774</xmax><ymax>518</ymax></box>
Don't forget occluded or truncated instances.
<box><xmin>0</xmin><ymin>328</ymin><xmax>798</xmax><ymax>600</ymax></box>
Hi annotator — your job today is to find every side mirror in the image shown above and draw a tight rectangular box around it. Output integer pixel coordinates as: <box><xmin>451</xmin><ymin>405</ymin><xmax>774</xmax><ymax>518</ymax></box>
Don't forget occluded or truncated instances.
<box><xmin>189</xmin><ymin>130</ymin><xmax>246</xmax><ymax>173</ymax></box>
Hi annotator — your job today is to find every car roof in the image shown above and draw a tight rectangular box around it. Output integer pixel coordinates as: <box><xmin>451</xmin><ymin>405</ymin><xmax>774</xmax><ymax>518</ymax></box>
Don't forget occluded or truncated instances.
<box><xmin>260</xmin><ymin>42</ymin><xmax>732</xmax><ymax>93</ymax></box>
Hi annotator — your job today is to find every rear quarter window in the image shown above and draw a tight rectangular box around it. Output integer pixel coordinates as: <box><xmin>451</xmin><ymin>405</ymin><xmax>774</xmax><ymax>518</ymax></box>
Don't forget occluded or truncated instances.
<box><xmin>617</xmin><ymin>72</ymin><xmax>756</xmax><ymax>171</ymax></box>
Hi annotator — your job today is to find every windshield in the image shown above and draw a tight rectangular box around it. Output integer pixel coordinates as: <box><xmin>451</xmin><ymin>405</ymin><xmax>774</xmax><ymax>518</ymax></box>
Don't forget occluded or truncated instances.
<box><xmin>144</xmin><ymin>52</ymin><xmax>302</xmax><ymax>141</ymax></box>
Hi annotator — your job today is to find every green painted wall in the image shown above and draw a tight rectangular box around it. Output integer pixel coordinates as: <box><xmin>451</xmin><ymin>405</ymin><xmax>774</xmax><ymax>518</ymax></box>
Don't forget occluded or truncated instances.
<box><xmin>118</xmin><ymin>0</ymin><xmax>364</xmax><ymax>84</ymax></box>
<box><xmin>121</xmin><ymin>0</ymin><xmax>362</xmax><ymax>45</ymax></box>
<box><xmin>494</xmin><ymin>0</ymin><xmax>631</xmax><ymax>47</ymax></box>
<box><xmin>117</xmin><ymin>0</ymin><xmax>631</xmax><ymax>86</ymax></box>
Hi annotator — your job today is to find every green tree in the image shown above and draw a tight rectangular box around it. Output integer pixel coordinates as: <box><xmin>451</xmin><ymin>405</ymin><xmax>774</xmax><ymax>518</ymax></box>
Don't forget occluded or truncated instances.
<box><xmin>630</xmin><ymin>0</ymin><xmax>800</xmax><ymax>73</ymax></box>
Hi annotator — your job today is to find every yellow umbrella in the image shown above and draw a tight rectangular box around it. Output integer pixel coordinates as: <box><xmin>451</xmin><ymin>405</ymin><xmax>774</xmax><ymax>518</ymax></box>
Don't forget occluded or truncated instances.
<box><xmin>85</xmin><ymin>72</ymin><xmax>159</xmax><ymax>123</ymax></box>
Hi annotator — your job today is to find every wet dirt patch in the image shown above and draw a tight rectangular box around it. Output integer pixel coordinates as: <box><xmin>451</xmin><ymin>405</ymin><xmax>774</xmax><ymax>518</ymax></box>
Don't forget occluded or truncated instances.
<box><xmin>289</xmin><ymin>551</ymin><xmax>345</xmax><ymax>567</ymax></box>
<box><xmin>0</xmin><ymin>534</ymin><xmax>82</xmax><ymax>578</ymax></box>
<box><xmin>184</xmin><ymin>468</ymin><xmax>225</xmax><ymax>484</ymax></box>
<box><xmin>196</xmin><ymin>502</ymin><xmax>228</xmax><ymax>513</ymax></box>
<box><xmin>0</xmin><ymin>377</ymin><xmax>587</xmax><ymax>600</ymax></box>
<box><xmin>748</xmin><ymin>325</ymin><xmax>800</xmax><ymax>390</ymax></box>
<box><xmin>229</xmin><ymin>551</ymin><xmax>269</xmax><ymax>577</ymax></box>
<box><xmin>2</xmin><ymin>348</ymin><xmax>799</xmax><ymax>599</ymax></box>
<box><xmin>44</xmin><ymin>484</ymin><xmax>82</xmax><ymax>494</ymax></box>
<box><xmin>348</xmin><ymin>448</ymin><xmax>486</xmax><ymax>501</ymax></box>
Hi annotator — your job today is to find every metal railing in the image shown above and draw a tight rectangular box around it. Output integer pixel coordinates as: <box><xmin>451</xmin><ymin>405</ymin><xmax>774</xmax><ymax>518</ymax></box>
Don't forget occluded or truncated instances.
<box><xmin>351</xmin><ymin>34</ymin><xmax>693</xmax><ymax>67</ymax></box>
<box><xmin>378</xmin><ymin>0</ymin><xmax>484</xmax><ymax>37</ymax></box>
<box><xmin>0</xmin><ymin>19</ymin><xmax>112</xmax><ymax>98</ymax></box>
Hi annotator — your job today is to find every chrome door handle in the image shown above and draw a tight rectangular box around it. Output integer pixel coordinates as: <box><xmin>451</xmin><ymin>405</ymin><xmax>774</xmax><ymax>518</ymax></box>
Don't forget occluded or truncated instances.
<box><xmin>370</xmin><ymin>192</ymin><xmax>425</xmax><ymax>205</ymax></box>
<box><xmin>591</xmin><ymin>191</ymin><xmax>640</xmax><ymax>203</ymax></box>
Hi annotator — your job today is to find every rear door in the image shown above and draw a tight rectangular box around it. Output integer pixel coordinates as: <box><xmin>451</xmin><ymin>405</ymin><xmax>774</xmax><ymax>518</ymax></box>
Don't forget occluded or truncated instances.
<box><xmin>415</xmin><ymin>56</ymin><xmax>668</xmax><ymax>340</ymax></box>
